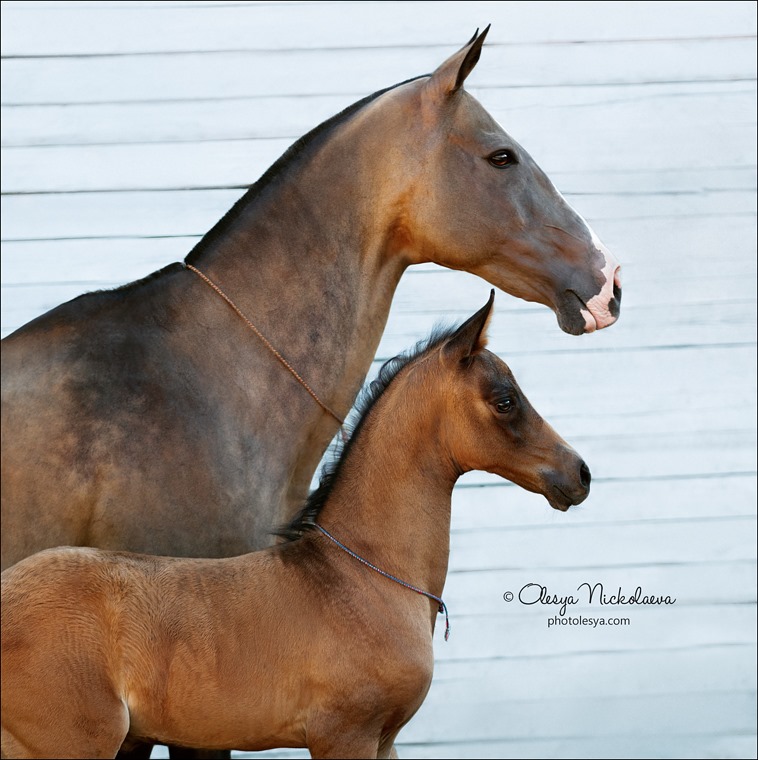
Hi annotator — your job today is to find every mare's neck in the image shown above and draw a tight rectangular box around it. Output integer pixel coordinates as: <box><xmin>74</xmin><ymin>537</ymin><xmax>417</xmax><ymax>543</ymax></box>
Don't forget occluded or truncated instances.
<box><xmin>184</xmin><ymin>112</ymin><xmax>415</xmax><ymax>505</ymax></box>
<box><xmin>316</xmin><ymin>374</ymin><xmax>459</xmax><ymax>601</ymax></box>
<box><xmin>189</xmin><ymin>176</ymin><xmax>409</xmax><ymax>419</ymax></box>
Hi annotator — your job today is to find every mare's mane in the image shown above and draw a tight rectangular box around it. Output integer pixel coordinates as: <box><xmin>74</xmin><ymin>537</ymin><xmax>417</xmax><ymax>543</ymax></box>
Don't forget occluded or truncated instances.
<box><xmin>185</xmin><ymin>75</ymin><xmax>428</xmax><ymax>266</ymax></box>
<box><xmin>97</xmin><ymin>76</ymin><xmax>428</xmax><ymax>300</ymax></box>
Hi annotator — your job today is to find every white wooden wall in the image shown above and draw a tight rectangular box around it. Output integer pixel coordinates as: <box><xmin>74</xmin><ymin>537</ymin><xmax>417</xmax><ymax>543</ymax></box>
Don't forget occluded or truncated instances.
<box><xmin>2</xmin><ymin>2</ymin><xmax>756</xmax><ymax>758</ymax></box>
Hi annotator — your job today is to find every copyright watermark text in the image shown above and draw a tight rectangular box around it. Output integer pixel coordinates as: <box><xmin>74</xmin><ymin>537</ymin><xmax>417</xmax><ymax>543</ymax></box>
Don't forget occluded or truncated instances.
<box><xmin>502</xmin><ymin>582</ymin><xmax>676</xmax><ymax>629</ymax></box>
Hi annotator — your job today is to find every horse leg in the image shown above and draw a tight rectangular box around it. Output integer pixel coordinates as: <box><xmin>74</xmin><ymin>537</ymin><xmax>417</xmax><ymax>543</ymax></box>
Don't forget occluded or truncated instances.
<box><xmin>116</xmin><ymin>740</ymin><xmax>155</xmax><ymax>760</ymax></box>
<box><xmin>115</xmin><ymin>742</ymin><xmax>231</xmax><ymax>759</ymax></box>
<box><xmin>378</xmin><ymin>732</ymin><xmax>401</xmax><ymax>759</ymax></box>
<box><xmin>307</xmin><ymin>719</ymin><xmax>380</xmax><ymax>759</ymax></box>
<box><xmin>167</xmin><ymin>747</ymin><xmax>231</xmax><ymax>759</ymax></box>
<box><xmin>1</xmin><ymin>694</ymin><xmax>128</xmax><ymax>759</ymax></box>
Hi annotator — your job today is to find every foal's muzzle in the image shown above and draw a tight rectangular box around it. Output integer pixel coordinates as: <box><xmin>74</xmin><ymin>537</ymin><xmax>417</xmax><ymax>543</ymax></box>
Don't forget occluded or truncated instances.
<box><xmin>542</xmin><ymin>453</ymin><xmax>591</xmax><ymax>512</ymax></box>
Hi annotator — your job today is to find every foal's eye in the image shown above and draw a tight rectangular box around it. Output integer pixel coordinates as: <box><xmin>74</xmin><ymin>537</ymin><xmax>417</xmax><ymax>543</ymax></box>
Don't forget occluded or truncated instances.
<box><xmin>495</xmin><ymin>399</ymin><xmax>514</xmax><ymax>413</ymax></box>
<box><xmin>488</xmin><ymin>150</ymin><xmax>517</xmax><ymax>168</ymax></box>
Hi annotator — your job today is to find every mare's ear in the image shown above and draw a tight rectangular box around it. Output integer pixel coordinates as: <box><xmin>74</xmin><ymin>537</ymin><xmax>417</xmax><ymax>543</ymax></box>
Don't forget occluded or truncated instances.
<box><xmin>424</xmin><ymin>25</ymin><xmax>490</xmax><ymax>103</ymax></box>
<box><xmin>443</xmin><ymin>290</ymin><xmax>495</xmax><ymax>366</ymax></box>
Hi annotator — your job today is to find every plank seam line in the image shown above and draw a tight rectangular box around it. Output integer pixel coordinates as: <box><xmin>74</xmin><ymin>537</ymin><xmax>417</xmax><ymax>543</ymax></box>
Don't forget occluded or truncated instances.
<box><xmin>448</xmin><ymin>514</ymin><xmax>758</xmax><ymax>534</ymax></box>
<box><xmin>437</xmin><ymin>641</ymin><xmax>757</xmax><ymax>664</ymax></box>
<box><xmin>450</xmin><ymin>560</ymin><xmax>758</xmax><ymax>573</ymax></box>
<box><xmin>2</xmin><ymin>77</ymin><xmax>756</xmax><ymax>108</ymax></box>
<box><xmin>2</xmin><ymin>34</ymin><xmax>756</xmax><ymax>60</ymax></box>
<box><xmin>1</xmin><ymin>81</ymin><xmax>754</xmax><ymax>110</ymax></box>
<box><xmin>396</xmin><ymin>730</ymin><xmax>758</xmax><ymax>747</ymax></box>
<box><xmin>2</xmin><ymin>187</ymin><xmax>754</xmax><ymax>197</ymax></box>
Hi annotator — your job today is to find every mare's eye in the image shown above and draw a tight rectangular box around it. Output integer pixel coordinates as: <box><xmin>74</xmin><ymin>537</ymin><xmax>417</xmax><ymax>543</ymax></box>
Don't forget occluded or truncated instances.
<box><xmin>495</xmin><ymin>399</ymin><xmax>513</xmax><ymax>414</ymax></box>
<box><xmin>488</xmin><ymin>150</ymin><xmax>517</xmax><ymax>168</ymax></box>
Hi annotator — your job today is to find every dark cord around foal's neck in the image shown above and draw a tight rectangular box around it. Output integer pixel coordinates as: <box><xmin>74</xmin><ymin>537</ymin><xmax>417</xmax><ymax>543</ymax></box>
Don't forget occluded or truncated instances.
<box><xmin>312</xmin><ymin>523</ymin><xmax>450</xmax><ymax>641</ymax></box>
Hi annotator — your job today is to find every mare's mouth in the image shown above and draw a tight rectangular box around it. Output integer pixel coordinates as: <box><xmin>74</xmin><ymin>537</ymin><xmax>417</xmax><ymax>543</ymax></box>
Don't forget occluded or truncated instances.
<box><xmin>555</xmin><ymin>292</ymin><xmax>591</xmax><ymax>336</ymax></box>
<box><xmin>561</xmin><ymin>287</ymin><xmax>621</xmax><ymax>335</ymax></box>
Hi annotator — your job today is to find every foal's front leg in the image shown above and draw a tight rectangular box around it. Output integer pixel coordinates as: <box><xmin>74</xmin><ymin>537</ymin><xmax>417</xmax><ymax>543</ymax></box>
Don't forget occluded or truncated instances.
<box><xmin>308</xmin><ymin>723</ymin><xmax>402</xmax><ymax>759</ymax></box>
<box><xmin>117</xmin><ymin>741</ymin><xmax>231</xmax><ymax>759</ymax></box>
<box><xmin>167</xmin><ymin>746</ymin><xmax>231</xmax><ymax>759</ymax></box>
<box><xmin>116</xmin><ymin>741</ymin><xmax>154</xmax><ymax>760</ymax></box>
<box><xmin>308</xmin><ymin>733</ymin><xmax>379</xmax><ymax>759</ymax></box>
<box><xmin>378</xmin><ymin>734</ymin><xmax>401</xmax><ymax>759</ymax></box>
<box><xmin>307</xmin><ymin>717</ymin><xmax>381</xmax><ymax>759</ymax></box>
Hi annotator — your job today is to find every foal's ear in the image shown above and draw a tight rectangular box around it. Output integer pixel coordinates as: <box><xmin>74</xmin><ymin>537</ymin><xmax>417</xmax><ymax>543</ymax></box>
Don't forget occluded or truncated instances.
<box><xmin>443</xmin><ymin>290</ymin><xmax>495</xmax><ymax>365</ymax></box>
<box><xmin>424</xmin><ymin>25</ymin><xmax>490</xmax><ymax>102</ymax></box>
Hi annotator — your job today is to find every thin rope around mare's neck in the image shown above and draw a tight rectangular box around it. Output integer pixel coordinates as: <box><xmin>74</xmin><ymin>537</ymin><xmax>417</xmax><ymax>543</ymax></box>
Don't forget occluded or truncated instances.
<box><xmin>312</xmin><ymin>523</ymin><xmax>450</xmax><ymax>641</ymax></box>
<box><xmin>185</xmin><ymin>263</ymin><xmax>346</xmax><ymax>439</ymax></box>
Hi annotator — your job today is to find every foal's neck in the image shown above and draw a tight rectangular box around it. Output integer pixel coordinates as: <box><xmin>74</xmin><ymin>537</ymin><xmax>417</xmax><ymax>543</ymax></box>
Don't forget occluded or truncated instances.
<box><xmin>316</xmin><ymin>372</ymin><xmax>458</xmax><ymax>601</ymax></box>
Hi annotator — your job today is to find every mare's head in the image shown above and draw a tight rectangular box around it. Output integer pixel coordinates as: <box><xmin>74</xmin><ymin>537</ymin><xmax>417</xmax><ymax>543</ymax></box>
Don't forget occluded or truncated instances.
<box><xmin>367</xmin><ymin>27</ymin><xmax>621</xmax><ymax>335</ymax></box>
<box><xmin>418</xmin><ymin>291</ymin><xmax>590</xmax><ymax>510</ymax></box>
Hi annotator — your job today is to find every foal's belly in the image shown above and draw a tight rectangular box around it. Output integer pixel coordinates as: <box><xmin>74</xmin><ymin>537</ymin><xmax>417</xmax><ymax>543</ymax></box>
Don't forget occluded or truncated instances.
<box><xmin>126</xmin><ymin>662</ymin><xmax>309</xmax><ymax>751</ymax></box>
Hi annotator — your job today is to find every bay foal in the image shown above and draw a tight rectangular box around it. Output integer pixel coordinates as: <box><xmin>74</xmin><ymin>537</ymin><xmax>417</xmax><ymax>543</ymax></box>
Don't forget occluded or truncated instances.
<box><xmin>1</xmin><ymin>294</ymin><xmax>591</xmax><ymax>759</ymax></box>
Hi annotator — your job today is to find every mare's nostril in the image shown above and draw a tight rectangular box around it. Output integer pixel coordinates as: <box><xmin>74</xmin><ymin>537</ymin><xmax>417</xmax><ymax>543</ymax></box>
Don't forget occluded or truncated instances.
<box><xmin>609</xmin><ymin>282</ymin><xmax>622</xmax><ymax>318</ymax></box>
<box><xmin>611</xmin><ymin>267</ymin><xmax>622</xmax><ymax>315</ymax></box>
<box><xmin>579</xmin><ymin>461</ymin><xmax>591</xmax><ymax>490</ymax></box>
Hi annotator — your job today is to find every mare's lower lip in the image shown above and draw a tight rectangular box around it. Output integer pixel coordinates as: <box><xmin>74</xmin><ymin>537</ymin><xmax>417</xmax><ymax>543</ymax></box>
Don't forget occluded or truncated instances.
<box><xmin>556</xmin><ymin>292</ymin><xmax>589</xmax><ymax>336</ymax></box>
<box><xmin>567</xmin><ymin>290</ymin><xmax>599</xmax><ymax>334</ymax></box>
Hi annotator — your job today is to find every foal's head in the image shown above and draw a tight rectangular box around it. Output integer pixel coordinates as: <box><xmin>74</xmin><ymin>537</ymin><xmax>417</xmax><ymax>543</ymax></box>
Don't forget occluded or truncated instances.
<box><xmin>281</xmin><ymin>293</ymin><xmax>589</xmax><ymax>541</ymax></box>
<box><xmin>413</xmin><ymin>291</ymin><xmax>590</xmax><ymax>511</ymax></box>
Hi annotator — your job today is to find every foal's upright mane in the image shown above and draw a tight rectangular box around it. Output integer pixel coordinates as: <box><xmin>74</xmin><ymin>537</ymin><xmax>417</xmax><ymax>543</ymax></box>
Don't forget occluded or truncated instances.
<box><xmin>276</xmin><ymin>325</ymin><xmax>458</xmax><ymax>541</ymax></box>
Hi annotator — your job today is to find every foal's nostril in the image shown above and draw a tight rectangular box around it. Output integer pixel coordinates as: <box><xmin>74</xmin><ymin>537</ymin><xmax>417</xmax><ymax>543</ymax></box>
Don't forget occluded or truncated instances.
<box><xmin>579</xmin><ymin>461</ymin><xmax>591</xmax><ymax>490</ymax></box>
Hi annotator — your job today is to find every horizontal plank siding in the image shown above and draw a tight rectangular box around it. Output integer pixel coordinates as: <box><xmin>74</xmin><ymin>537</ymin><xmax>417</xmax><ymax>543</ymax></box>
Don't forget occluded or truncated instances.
<box><xmin>2</xmin><ymin>1</ymin><xmax>756</xmax><ymax>56</ymax></box>
<box><xmin>2</xmin><ymin>82</ymin><xmax>754</xmax><ymax>150</ymax></box>
<box><xmin>1</xmin><ymin>2</ymin><xmax>755</xmax><ymax>759</ymax></box>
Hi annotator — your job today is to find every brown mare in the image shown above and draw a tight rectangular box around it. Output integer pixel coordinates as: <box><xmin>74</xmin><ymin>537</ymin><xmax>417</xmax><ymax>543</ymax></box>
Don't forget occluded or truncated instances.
<box><xmin>1</xmin><ymin>293</ymin><xmax>590</xmax><ymax>759</ymax></box>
